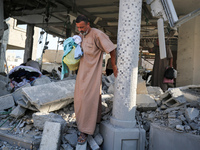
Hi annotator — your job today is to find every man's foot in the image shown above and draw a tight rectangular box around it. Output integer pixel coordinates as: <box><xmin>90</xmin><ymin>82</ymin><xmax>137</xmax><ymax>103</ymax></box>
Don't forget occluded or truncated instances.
<box><xmin>77</xmin><ymin>132</ymin><xmax>88</xmax><ymax>145</ymax></box>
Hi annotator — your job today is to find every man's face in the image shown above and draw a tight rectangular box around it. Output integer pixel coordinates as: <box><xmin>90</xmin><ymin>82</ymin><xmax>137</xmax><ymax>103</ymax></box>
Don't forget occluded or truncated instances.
<box><xmin>76</xmin><ymin>21</ymin><xmax>90</xmax><ymax>34</ymax></box>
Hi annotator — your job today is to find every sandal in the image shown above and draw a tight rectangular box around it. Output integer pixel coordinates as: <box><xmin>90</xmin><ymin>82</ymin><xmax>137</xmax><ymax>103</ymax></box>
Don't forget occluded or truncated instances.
<box><xmin>77</xmin><ymin>132</ymin><xmax>88</xmax><ymax>145</ymax></box>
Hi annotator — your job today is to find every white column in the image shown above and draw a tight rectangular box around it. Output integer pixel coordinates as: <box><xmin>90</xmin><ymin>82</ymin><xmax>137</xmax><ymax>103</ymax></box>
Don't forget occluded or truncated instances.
<box><xmin>100</xmin><ymin>1</ymin><xmax>145</xmax><ymax>150</ymax></box>
<box><xmin>110</xmin><ymin>0</ymin><xmax>142</xmax><ymax>128</ymax></box>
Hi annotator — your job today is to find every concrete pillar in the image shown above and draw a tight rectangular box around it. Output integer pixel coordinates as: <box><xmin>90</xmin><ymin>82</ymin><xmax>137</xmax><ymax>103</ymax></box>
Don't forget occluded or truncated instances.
<box><xmin>100</xmin><ymin>0</ymin><xmax>145</xmax><ymax>150</ymax></box>
<box><xmin>0</xmin><ymin>0</ymin><xmax>4</xmax><ymax>72</ymax></box>
<box><xmin>176</xmin><ymin>15</ymin><xmax>200</xmax><ymax>86</ymax></box>
<box><xmin>24</xmin><ymin>24</ymin><xmax>34</xmax><ymax>62</ymax></box>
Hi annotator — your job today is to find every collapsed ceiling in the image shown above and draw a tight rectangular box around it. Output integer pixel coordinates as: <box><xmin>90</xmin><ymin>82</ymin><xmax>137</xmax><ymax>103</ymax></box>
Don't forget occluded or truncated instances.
<box><xmin>2</xmin><ymin>0</ymin><xmax>200</xmax><ymax>45</ymax></box>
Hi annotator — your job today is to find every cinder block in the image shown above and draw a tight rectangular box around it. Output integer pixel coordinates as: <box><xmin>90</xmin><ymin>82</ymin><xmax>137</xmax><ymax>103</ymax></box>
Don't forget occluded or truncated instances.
<box><xmin>0</xmin><ymin>94</ymin><xmax>15</xmax><ymax>110</ymax></box>
<box><xmin>40</xmin><ymin>121</ymin><xmax>61</xmax><ymax>150</ymax></box>
<box><xmin>161</xmin><ymin>88</ymin><xmax>186</xmax><ymax>107</ymax></box>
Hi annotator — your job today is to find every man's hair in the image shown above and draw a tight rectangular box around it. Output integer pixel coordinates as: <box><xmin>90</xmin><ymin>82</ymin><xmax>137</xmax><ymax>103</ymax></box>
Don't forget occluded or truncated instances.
<box><xmin>76</xmin><ymin>15</ymin><xmax>88</xmax><ymax>24</ymax></box>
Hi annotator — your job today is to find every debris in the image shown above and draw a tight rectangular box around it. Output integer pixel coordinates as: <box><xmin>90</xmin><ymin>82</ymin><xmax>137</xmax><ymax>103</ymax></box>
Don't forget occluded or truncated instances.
<box><xmin>10</xmin><ymin>105</ymin><xmax>26</xmax><ymax>118</ymax></box>
<box><xmin>32</xmin><ymin>112</ymin><xmax>67</xmax><ymax>131</ymax></box>
<box><xmin>40</xmin><ymin>121</ymin><xmax>61</xmax><ymax>150</ymax></box>
<box><xmin>185</xmin><ymin>108</ymin><xmax>199</xmax><ymax>122</ymax></box>
<box><xmin>31</xmin><ymin>75</ymin><xmax>51</xmax><ymax>86</ymax></box>
<box><xmin>64</xmin><ymin>133</ymin><xmax>78</xmax><ymax>147</ymax></box>
<box><xmin>22</xmin><ymin>80</ymin><xmax>75</xmax><ymax>112</ymax></box>
<box><xmin>87</xmin><ymin>135</ymin><xmax>100</xmax><ymax>150</ymax></box>
<box><xmin>94</xmin><ymin>133</ymin><xmax>103</xmax><ymax>146</ymax></box>
<box><xmin>147</xmin><ymin>86</ymin><xmax>163</xmax><ymax>96</ymax></box>
<box><xmin>0</xmin><ymin>94</ymin><xmax>15</xmax><ymax>111</ymax></box>
<box><xmin>136</xmin><ymin>94</ymin><xmax>157</xmax><ymax>111</ymax></box>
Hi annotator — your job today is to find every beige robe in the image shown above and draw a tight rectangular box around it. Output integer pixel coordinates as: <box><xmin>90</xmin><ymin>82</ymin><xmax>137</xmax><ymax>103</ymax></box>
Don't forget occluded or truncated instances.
<box><xmin>74</xmin><ymin>28</ymin><xmax>116</xmax><ymax>135</ymax></box>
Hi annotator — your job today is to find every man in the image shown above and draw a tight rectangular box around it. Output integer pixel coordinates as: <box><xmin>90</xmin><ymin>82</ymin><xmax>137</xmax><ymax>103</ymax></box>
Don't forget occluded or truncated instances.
<box><xmin>151</xmin><ymin>39</ymin><xmax>173</xmax><ymax>91</ymax></box>
<box><xmin>74</xmin><ymin>15</ymin><xmax>118</xmax><ymax>144</ymax></box>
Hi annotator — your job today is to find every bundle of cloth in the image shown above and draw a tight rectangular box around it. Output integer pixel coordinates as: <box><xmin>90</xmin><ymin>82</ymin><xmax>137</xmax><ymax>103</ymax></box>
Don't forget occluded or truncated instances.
<box><xmin>9</xmin><ymin>66</ymin><xmax>42</xmax><ymax>90</ymax></box>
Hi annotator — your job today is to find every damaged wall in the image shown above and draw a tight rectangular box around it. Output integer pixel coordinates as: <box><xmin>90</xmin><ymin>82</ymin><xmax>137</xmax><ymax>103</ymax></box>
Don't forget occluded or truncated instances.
<box><xmin>176</xmin><ymin>15</ymin><xmax>200</xmax><ymax>86</ymax></box>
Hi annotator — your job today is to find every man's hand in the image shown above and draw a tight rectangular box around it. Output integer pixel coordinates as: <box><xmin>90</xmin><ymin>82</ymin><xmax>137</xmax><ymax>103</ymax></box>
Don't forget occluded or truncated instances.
<box><xmin>112</xmin><ymin>65</ymin><xmax>118</xmax><ymax>77</ymax></box>
<box><xmin>110</xmin><ymin>49</ymin><xmax>118</xmax><ymax>78</ymax></box>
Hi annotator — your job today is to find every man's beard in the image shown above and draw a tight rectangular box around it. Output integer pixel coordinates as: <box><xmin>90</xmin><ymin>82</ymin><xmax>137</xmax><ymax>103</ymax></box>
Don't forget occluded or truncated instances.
<box><xmin>80</xmin><ymin>29</ymin><xmax>89</xmax><ymax>36</ymax></box>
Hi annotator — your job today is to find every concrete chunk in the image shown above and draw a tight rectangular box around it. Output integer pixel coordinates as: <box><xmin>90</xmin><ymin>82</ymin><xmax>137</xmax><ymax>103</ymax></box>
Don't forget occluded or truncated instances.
<box><xmin>31</xmin><ymin>75</ymin><xmax>51</xmax><ymax>86</ymax></box>
<box><xmin>185</xmin><ymin>108</ymin><xmax>199</xmax><ymax>122</ymax></box>
<box><xmin>168</xmin><ymin>118</ymin><xmax>182</xmax><ymax>128</ymax></box>
<box><xmin>40</xmin><ymin>121</ymin><xmax>61</xmax><ymax>150</ymax></box>
<box><xmin>149</xmin><ymin>123</ymin><xmax>200</xmax><ymax>150</ymax></box>
<box><xmin>32</xmin><ymin>112</ymin><xmax>67</xmax><ymax>131</ymax></box>
<box><xmin>12</xmin><ymin>83</ymin><xmax>31</xmax><ymax>103</ymax></box>
<box><xmin>136</xmin><ymin>94</ymin><xmax>157</xmax><ymax>111</ymax></box>
<box><xmin>0</xmin><ymin>81</ymin><xmax>9</xmax><ymax>96</ymax></box>
<box><xmin>94</xmin><ymin>133</ymin><xmax>103</xmax><ymax>146</ymax></box>
<box><xmin>0</xmin><ymin>94</ymin><xmax>15</xmax><ymax>110</ymax></box>
<box><xmin>10</xmin><ymin>105</ymin><xmax>27</xmax><ymax>118</ymax></box>
<box><xmin>64</xmin><ymin>133</ymin><xmax>78</xmax><ymax>147</ymax></box>
<box><xmin>76</xmin><ymin>142</ymin><xmax>87</xmax><ymax>150</ymax></box>
<box><xmin>22</xmin><ymin>80</ymin><xmax>75</xmax><ymax>112</ymax></box>
<box><xmin>147</xmin><ymin>86</ymin><xmax>163</xmax><ymax>96</ymax></box>
<box><xmin>87</xmin><ymin>135</ymin><xmax>100</xmax><ymax>150</ymax></box>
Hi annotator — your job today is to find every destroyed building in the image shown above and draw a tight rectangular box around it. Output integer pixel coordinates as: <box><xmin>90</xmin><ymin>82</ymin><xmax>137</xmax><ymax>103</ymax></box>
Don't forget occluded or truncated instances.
<box><xmin>1</xmin><ymin>0</ymin><xmax>200</xmax><ymax>150</ymax></box>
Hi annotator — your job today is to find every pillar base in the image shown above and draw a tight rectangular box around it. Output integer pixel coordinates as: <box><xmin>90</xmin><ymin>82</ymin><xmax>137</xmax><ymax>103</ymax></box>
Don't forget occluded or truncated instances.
<box><xmin>100</xmin><ymin>121</ymin><xmax>146</xmax><ymax>150</ymax></box>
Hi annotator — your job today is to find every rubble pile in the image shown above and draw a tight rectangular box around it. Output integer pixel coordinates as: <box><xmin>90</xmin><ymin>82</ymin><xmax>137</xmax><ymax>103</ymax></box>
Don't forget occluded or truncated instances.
<box><xmin>1</xmin><ymin>71</ymin><xmax>200</xmax><ymax>150</ymax></box>
<box><xmin>136</xmin><ymin>86</ymin><xmax>200</xmax><ymax>149</ymax></box>
<box><xmin>0</xmin><ymin>73</ymin><xmax>113</xmax><ymax>150</ymax></box>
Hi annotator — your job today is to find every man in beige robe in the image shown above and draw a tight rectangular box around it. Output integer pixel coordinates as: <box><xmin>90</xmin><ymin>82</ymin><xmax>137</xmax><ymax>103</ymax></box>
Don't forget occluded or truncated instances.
<box><xmin>74</xmin><ymin>15</ymin><xmax>118</xmax><ymax>144</ymax></box>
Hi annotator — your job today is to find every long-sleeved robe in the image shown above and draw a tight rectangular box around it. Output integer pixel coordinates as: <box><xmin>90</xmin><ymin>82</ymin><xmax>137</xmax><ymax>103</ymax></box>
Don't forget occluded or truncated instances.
<box><xmin>74</xmin><ymin>28</ymin><xmax>116</xmax><ymax>135</ymax></box>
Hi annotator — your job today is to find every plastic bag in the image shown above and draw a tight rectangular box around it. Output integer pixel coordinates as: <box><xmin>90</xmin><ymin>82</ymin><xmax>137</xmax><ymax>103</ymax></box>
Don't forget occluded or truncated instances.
<box><xmin>63</xmin><ymin>46</ymin><xmax>80</xmax><ymax>71</ymax></box>
<box><xmin>164</xmin><ymin>67</ymin><xmax>174</xmax><ymax>79</ymax></box>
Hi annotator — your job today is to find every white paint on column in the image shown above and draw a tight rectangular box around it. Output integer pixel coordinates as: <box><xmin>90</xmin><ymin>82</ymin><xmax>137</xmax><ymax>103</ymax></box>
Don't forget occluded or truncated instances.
<box><xmin>111</xmin><ymin>0</ymin><xmax>142</xmax><ymax>128</ymax></box>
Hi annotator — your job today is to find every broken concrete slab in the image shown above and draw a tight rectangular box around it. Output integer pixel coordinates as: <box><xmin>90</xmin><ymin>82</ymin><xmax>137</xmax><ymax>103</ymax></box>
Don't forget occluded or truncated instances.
<box><xmin>147</xmin><ymin>86</ymin><xmax>163</xmax><ymax>96</ymax></box>
<box><xmin>185</xmin><ymin>108</ymin><xmax>199</xmax><ymax>122</ymax></box>
<box><xmin>168</xmin><ymin>118</ymin><xmax>182</xmax><ymax>128</ymax></box>
<box><xmin>94</xmin><ymin>133</ymin><xmax>103</xmax><ymax>146</ymax></box>
<box><xmin>137</xmin><ymin>76</ymin><xmax>148</xmax><ymax>94</ymax></box>
<box><xmin>64</xmin><ymin>133</ymin><xmax>78</xmax><ymax>147</ymax></box>
<box><xmin>87</xmin><ymin>135</ymin><xmax>100</xmax><ymax>150</ymax></box>
<box><xmin>40</xmin><ymin>121</ymin><xmax>61</xmax><ymax>150</ymax></box>
<box><xmin>31</xmin><ymin>75</ymin><xmax>51</xmax><ymax>86</ymax></box>
<box><xmin>75</xmin><ymin>142</ymin><xmax>87</xmax><ymax>150</ymax></box>
<box><xmin>0</xmin><ymin>94</ymin><xmax>15</xmax><ymax>111</ymax></box>
<box><xmin>149</xmin><ymin>123</ymin><xmax>200</xmax><ymax>150</ymax></box>
<box><xmin>0</xmin><ymin>130</ymin><xmax>40</xmax><ymax>150</ymax></box>
<box><xmin>0</xmin><ymin>74</ymin><xmax>7</xmax><ymax>81</ymax></box>
<box><xmin>22</xmin><ymin>80</ymin><xmax>75</xmax><ymax>112</ymax></box>
<box><xmin>160</xmin><ymin>88</ymin><xmax>186</xmax><ymax>107</ymax></box>
<box><xmin>62</xmin><ymin>144</ymin><xmax>73</xmax><ymax>150</ymax></box>
<box><xmin>12</xmin><ymin>83</ymin><xmax>31</xmax><ymax>103</ymax></box>
<box><xmin>136</xmin><ymin>94</ymin><xmax>157</xmax><ymax>111</ymax></box>
<box><xmin>10</xmin><ymin>105</ymin><xmax>27</xmax><ymax>118</ymax></box>
<box><xmin>0</xmin><ymin>81</ymin><xmax>9</xmax><ymax>96</ymax></box>
<box><xmin>32</xmin><ymin>112</ymin><xmax>67</xmax><ymax>132</ymax></box>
